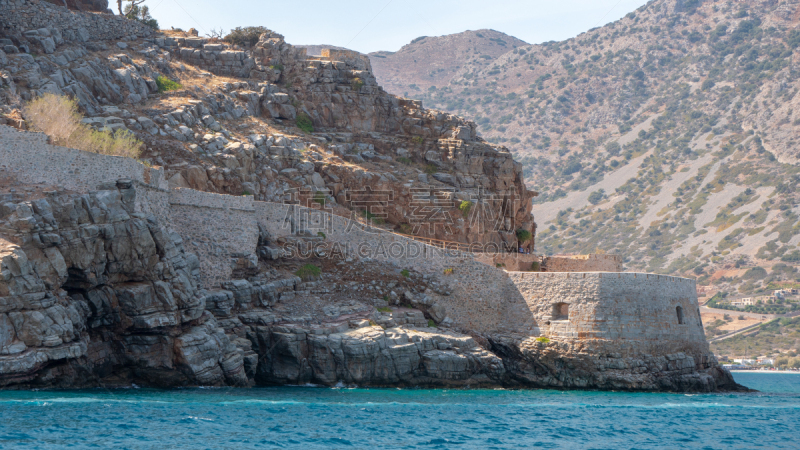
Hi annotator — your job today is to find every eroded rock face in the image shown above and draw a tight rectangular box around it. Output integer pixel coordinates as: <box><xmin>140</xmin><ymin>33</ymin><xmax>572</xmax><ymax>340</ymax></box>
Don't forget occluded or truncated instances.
<box><xmin>489</xmin><ymin>337</ymin><xmax>743</xmax><ymax>393</ymax></box>
<box><xmin>252</xmin><ymin>325</ymin><xmax>505</xmax><ymax>387</ymax></box>
<box><xmin>0</xmin><ymin>183</ymin><xmax>245</xmax><ymax>387</ymax></box>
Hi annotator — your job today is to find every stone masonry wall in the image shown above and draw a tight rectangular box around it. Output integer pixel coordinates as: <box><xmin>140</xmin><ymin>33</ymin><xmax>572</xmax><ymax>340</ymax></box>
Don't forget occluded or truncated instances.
<box><xmin>168</xmin><ymin>189</ymin><xmax>258</xmax><ymax>288</ymax></box>
<box><xmin>473</xmin><ymin>253</ymin><xmax>542</xmax><ymax>272</ymax></box>
<box><xmin>508</xmin><ymin>272</ymin><xmax>707</xmax><ymax>356</ymax></box>
<box><xmin>0</xmin><ymin>0</ymin><xmax>153</xmax><ymax>44</ymax></box>
<box><xmin>544</xmin><ymin>254</ymin><xmax>622</xmax><ymax>272</ymax></box>
<box><xmin>255</xmin><ymin>201</ymin><xmax>536</xmax><ymax>335</ymax></box>
<box><xmin>0</xmin><ymin>125</ymin><xmax>166</xmax><ymax>191</ymax></box>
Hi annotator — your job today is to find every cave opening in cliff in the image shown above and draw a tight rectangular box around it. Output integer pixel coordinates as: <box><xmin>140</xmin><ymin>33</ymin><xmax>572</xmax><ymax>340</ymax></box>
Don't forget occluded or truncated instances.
<box><xmin>676</xmin><ymin>306</ymin><xmax>685</xmax><ymax>325</ymax></box>
<box><xmin>552</xmin><ymin>302</ymin><xmax>569</xmax><ymax>321</ymax></box>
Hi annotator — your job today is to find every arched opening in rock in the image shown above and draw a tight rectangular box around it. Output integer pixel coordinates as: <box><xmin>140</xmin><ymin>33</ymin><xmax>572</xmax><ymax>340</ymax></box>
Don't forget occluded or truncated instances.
<box><xmin>552</xmin><ymin>302</ymin><xmax>569</xmax><ymax>321</ymax></box>
<box><xmin>676</xmin><ymin>306</ymin><xmax>685</xmax><ymax>325</ymax></box>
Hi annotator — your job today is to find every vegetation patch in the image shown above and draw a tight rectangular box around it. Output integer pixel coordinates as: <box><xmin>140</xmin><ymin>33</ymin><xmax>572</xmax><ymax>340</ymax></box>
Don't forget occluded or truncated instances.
<box><xmin>459</xmin><ymin>200</ymin><xmax>473</xmax><ymax>218</ymax></box>
<box><xmin>516</xmin><ymin>229</ymin><xmax>533</xmax><ymax>243</ymax></box>
<box><xmin>156</xmin><ymin>75</ymin><xmax>182</xmax><ymax>93</ymax></box>
<box><xmin>296</xmin><ymin>112</ymin><xmax>314</xmax><ymax>133</ymax></box>
<box><xmin>23</xmin><ymin>94</ymin><xmax>142</xmax><ymax>158</ymax></box>
<box><xmin>295</xmin><ymin>264</ymin><xmax>321</xmax><ymax>281</ymax></box>
<box><xmin>224</xmin><ymin>26</ymin><xmax>271</xmax><ymax>47</ymax></box>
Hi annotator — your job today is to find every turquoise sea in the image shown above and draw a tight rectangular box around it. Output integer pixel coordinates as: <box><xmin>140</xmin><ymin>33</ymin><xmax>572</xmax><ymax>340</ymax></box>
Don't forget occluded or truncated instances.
<box><xmin>0</xmin><ymin>373</ymin><xmax>797</xmax><ymax>449</ymax></box>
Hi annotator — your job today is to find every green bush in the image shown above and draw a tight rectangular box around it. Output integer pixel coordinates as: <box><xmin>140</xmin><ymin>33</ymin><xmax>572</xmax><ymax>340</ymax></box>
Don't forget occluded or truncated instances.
<box><xmin>397</xmin><ymin>157</ymin><xmax>412</xmax><ymax>165</ymax></box>
<box><xmin>424</xmin><ymin>164</ymin><xmax>438</xmax><ymax>174</ymax></box>
<box><xmin>295</xmin><ymin>264</ymin><xmax>321</xmax><ymax>281</ymax></box>
<box><xmin>535</xmin><ymin>337</ymin><xmax>550</xmax><ymax>343</ymax></box>
<box><xmin>531</xmin><ymin>262</ymin><xmax>540</xmax><ymax>272</ymax></box>
<box><xmin>156</xmin><ymin>76</ymin><xmax>182</xmax><ymax>93</ymax></box>
<box><xmin>313</xmin><ymin>191</ymin><xmax>326</xmax><ymax>206</ymax></box>
<box><xmin>351</xmin><ymin>77</ymin><xmax>365</xmax><ymax>92</ymax></box>
<box><xmin>427</xmin><ymin>319</ymin><xmax>437</xmax><ymax>328</ymax></box>
<box><xmin>296</xmin><ymin>112</ymin><xmax>314</xmax><ymax>133</ymax></box>
<box><xmin>401</xmin><ymin>269</ymin><xmax>410</xmax><ymax>278</ymax></box>
<box><xmin>459</xmin><ymin>200</ymin><xmax>473</xmax><ymax>218</ymax></box>
<box><xmin>588</xmin><ymin>189</ymin><xmax>605</xmax><ymax>205</ymax></box>
<box><xmin>224</xmin><ymin>26</ymin><xmax>270</xmax><ymax>47</ymax></box>
<box><xmin>516</xmin><ymin>229</ymin><xmax>533</xmax><ymax>243</ymax></box>
<box><xmin>316</xmin><ymin>231</ymin><xmax>326</xmax><ymax>239</ymax></box>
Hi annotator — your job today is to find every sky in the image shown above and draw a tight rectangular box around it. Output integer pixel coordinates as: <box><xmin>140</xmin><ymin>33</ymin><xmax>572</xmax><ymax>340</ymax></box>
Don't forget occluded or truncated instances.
<box><xmin>138</xmin><ymin>0</ymin><xmax>650</xmax><ymax>53</ymax></box>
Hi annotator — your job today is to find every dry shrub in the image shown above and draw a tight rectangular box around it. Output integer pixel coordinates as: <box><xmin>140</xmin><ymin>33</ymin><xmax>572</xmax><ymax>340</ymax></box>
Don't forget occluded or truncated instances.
<box><xmin>23</xmin><ymin>93</ymin><xmax>142</xmax><ymax>158</ymax></box>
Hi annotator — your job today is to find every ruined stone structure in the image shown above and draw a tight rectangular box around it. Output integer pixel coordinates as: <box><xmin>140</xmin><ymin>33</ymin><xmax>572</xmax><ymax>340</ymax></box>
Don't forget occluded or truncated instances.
<box><xmin>0</xmin><ymin>125</ymin><xmax>741</xmax><ymax>391</ymax></box>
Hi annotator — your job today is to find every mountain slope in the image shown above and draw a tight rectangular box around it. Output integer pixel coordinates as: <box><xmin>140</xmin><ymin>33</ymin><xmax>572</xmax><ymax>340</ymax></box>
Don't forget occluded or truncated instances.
<box><xmin>370</xmin><ymin>0</ymin><xmax>800</xmax><ymax>299</ymax></box>
<box><xmin>369</xmin><ymin>29</ymin><xmax>527</xmax><ymax>97</ymax></box>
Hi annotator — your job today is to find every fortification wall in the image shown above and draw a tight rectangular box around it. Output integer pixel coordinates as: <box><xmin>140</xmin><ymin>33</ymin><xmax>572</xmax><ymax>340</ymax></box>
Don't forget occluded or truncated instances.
<box><xmin>319</xmin><ymin>49</ymin><xmax>372</xmax><ymax>72</ymax></box>
<box><xmin>255</xmin><ymin>201</ymin><xmax>536</xmax><ymax>335</ymax></box>
<box><xmin>544</xmin><ymin>254</ymin><xmax>622</xmax><ymax>272</ymax></box>
<box><xmin>0</xmin><ymin>0</ymin><xmax>153</xmax><ymax>44</ymax></box>
<box><xmin>473</xmin><ymin>253</ymin><xmax>541</xmax><ymax>272</ymax></box>
<box><xmin>508</xmin><ymin>272</ymin><xmax>707</xmax><ymax>356</ymax></box>
<box><xmin>0</xmin><ymin>125</ymin><xmax>166</xmax><ymax>191</ymax></box>
<box><xmin>168</xmin><ymin>189</ymin><xmax>258</xmax><ymax>288</ymax></box>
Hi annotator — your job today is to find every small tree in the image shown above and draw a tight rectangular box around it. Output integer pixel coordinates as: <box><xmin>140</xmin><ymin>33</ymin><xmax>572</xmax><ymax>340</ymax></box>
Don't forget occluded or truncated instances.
<box><xmin>123</xmin><ymin>1</ymin><xmax>158</xmax><ymax>29</ymax></box>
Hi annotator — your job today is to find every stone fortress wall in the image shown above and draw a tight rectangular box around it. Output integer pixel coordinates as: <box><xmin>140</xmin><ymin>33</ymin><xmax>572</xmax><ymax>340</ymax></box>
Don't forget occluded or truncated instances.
<box><xmin>508</xmin><ymin>272</ymin><xmax>706</xmax><ymax>356</ymax></box>
<box><xmin>0</xmin><ymin>0</ymin><xmax>154</xmax><ymax>51</ymax></box>
<box><xmin>0</xmin><ymin>125</ymin><xmax>707</xmax><ymax>346</ymax></box>
<box><xmin>543</xmin><ymin>254</ymin><xmax>623</xmax><ymax>273</ymax></box>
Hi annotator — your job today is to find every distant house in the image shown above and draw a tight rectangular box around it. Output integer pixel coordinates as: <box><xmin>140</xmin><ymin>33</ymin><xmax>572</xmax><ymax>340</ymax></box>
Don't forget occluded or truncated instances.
<box><xmin>729</xmin><ymin>297</ymin><xmax>756</xmax><ymax>307</ymax></box>
<box><xmin>757</xmin><ymin>357</ymin><xmax>775</xmax><ymax>366</ymax></box>
<box><xmin>774</xmin><ymin>289</ymin><xmax>798</xmax><ymax>298</ymax></box>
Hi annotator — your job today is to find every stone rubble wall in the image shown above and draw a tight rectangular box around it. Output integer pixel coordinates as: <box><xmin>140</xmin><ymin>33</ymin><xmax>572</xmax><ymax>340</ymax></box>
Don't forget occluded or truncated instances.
<box><xmin>0</xmin><ymin>125</ymin><xmax>166</xmax><ymax>191</ymax></box>
<box><xmin>0</xmin><ymin>0</ymin><xmax>153</xmax><ymax>46</ymax></box>
<box><xmin>544</xmin><ymin>254</ymin><xmax>623</xmax><ymax>273</ymax></box>
<box><xmin>508</xmin><ymin>272</ymin><xmax>708</xmax><ymax>357</ymax></box>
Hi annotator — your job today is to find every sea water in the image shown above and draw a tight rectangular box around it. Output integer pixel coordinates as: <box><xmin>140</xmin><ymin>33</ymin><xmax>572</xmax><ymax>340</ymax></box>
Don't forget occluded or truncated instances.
<box><xmin>0</xmin><ymin>372</ymin><xmax>797</xmax><ymax>449</ymax></box>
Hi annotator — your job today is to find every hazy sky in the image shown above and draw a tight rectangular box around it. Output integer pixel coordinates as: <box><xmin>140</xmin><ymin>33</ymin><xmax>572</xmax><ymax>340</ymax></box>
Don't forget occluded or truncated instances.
<box><xmin>140</xmin><ymin>0</ymin><xmax>649</xmax><ymax>53</ymax></box>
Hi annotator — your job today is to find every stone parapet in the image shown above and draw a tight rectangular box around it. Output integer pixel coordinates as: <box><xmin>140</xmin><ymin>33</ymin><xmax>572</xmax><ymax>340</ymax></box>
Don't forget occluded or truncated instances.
<box><xmin>543</xmin><ymin>254</ymin><xmax>622</xmax><ymax>272</ymax></box>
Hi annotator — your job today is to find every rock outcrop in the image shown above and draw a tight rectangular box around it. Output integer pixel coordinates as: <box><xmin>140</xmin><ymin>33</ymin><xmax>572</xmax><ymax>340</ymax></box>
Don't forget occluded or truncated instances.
<box><xmin>0</xmin><ymin>183</ymin><xmax>246</xmax><ymax>387</ymax></box>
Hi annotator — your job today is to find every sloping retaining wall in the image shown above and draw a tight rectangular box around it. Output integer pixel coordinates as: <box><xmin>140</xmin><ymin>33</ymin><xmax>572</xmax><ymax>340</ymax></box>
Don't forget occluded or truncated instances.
<box><xmin>255</xmin><ymin>202</ymin><xmax>536</xmax><ymax>335</ymax></box>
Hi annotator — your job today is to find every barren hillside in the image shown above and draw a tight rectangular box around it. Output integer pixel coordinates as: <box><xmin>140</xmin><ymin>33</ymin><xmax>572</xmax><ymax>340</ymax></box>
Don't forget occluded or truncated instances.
<box><xmin>370</xmin><ymin>0</ymin><xmax>800</xmax><ymax>299</ymax></box>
